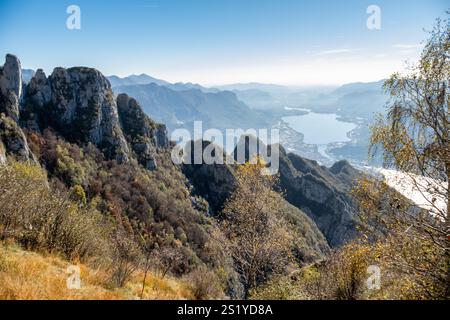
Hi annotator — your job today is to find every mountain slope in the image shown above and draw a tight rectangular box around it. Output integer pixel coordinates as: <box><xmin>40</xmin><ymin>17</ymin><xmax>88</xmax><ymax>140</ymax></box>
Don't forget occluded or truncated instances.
<box><xmin>181</xmin><ymin>140</ymin><xmax>330</xmax><ymax>262</ymax></box>
<box><xmin>229</xmin><ymin>134</ymin><xmax>361</xmax><ymax>247</ymax></box>
<box><xmin>0</xmin><ymin>242</ymin><xmax>193</xmax><ymax>300</ymax></box>
<box><xmin>1</xmin><ymin>55</ymin><xmax>243</xmax><ymax>294</ymax></box>
<box><xmin>1</xmin><ymin>54</ymin><xmax>346</xmax><ymax>298</ymax></box>
<box><xmin>280</xmin><ymin>150</ymin><xmax>361</xmax><ymax>246</ymax></box>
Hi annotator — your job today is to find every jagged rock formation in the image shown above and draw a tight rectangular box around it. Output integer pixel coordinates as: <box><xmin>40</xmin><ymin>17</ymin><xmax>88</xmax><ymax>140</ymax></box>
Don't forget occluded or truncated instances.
<box><xmin>182</xmin><ymin>140</ymin><xmax>237</xmax><ymax>212</ymax></box>
<box><xmin>42</xmin><ymin>67</ymin><xmax>130</xmax><ymax>162</ymax></box>
<box><xmin>279</xmin><ymin>147</ymin><xmax>361</xmax><ymax>247</ymax></box>
<box><xmin>26</xmin><ymin>69</ymin><xmax>51</xmax><ymax>109</ymax></box>
<box><xmin>0</xmin><ymin>54</ymin><xmax>173</xmax><ymax>170</ymax></box>
<box><xmin>0</xmin><ymin>55</ymin><xmax>34</xmax><ymax>162</ymax></box>
<box><xmin>0</xmin><ymin>54</ymin><xmax>22</xmax><ymax>121</ymax></box>
<box><xmin>117</xmin><ymin>93</ymin><xmax>169</xmax><ymax>170</ymax></box>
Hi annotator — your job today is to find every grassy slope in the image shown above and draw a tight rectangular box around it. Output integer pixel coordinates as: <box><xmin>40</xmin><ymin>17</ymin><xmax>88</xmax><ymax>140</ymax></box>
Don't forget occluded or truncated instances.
<box><xmin>0</xmin><ymin>242</ymin><xmax>193</xmax><ymax>300</ymax></box>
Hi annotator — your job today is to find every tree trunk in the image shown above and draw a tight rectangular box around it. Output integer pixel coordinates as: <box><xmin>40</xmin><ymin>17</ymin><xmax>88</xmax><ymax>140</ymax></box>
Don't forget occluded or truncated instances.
<box><xmin>445</xmin><ymin>165</ymin><xmax>450</xmax><ymax>298</ymax></box>
<box><xmin>140</xmin><ymin>254</ymin><xmax>150</xmax><ymax>299</ymax></box>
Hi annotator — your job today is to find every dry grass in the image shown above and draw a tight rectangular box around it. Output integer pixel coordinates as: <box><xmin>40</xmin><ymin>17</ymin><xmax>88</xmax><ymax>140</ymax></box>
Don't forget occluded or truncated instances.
<box><xmin>126</xmin><ymin>272</ymin><xmax>194</xmax><ymax>300</ymax></box>
<box><xmin>0</xmin><ymin>242</ymin><xmax>193</xmax><ymax>300</ymax></box>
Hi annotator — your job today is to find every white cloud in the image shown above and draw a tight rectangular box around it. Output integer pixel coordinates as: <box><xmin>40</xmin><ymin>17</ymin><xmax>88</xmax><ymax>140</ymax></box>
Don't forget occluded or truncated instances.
<box><xmin>313</xmin><ymin>48</ymin><xmax>358</xmax><ymax>56</ymax></box>
<box><xmin>392</xmin><ymin>44</ymin><xmax>422</xmax><ymax>49</ymax></box>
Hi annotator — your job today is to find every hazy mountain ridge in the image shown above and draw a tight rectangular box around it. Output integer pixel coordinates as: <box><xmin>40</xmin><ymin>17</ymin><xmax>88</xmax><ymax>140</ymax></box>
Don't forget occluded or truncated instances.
<box><xmin>108</xmin><ymin>74</ymin><xmax>217</xmax><ymax>93</ymax></box>
<box><xmin>112</xmin><ymin>82</ymin><xmax>269</xmax><ymax>132</ymax></box>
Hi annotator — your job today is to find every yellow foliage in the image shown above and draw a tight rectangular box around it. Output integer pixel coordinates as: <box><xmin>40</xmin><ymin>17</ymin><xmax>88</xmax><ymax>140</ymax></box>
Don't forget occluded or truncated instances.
<box><xmin>10</xmin><ymin>160</ymin><xmax>47</xmax><ymax>182</ymax></box>
<box><xmin>71</xmin><ymin>185</ymin><xmax>87</xmax><ymax>205</ymax></box>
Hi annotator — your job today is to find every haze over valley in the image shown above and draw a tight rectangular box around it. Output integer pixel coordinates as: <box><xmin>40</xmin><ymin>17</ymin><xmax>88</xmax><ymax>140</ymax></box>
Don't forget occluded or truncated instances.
<box><xmin>104</xmin><ymin>73</ymin><xmax>387</xmax><ymax>167</ymax></box>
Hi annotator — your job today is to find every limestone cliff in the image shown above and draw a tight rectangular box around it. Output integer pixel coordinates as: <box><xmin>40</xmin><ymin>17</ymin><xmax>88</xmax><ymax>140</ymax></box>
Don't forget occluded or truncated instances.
<box><xmin>42</xmin><ymin>66</ymin><xmax>130</xmax><ymax>162</ymax></box>
<box><xmin>0</xmin><ymin>54</ymin><xmax>172</xmax><ymax>169</ymax></box>
<box><xmin>280</xmin><ymin>149</ymin><xmax>361</xmax><ymax>247</ymax></box>
<box><xmin>117</xmin><ymin>93</ymin><xmax>169</xmax><ymax>170</ymax></box>
<box><xmin>0</xmin><ymin>55</ymin><xmax>34</xmax><ymax>162</ymax></box>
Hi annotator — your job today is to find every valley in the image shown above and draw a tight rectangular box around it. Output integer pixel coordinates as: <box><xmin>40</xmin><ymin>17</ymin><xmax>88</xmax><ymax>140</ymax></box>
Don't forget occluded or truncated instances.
<box><xmin>106</xmin><ymin>74</ymin><xmax>386</xmax><ymax>168</ymax></box>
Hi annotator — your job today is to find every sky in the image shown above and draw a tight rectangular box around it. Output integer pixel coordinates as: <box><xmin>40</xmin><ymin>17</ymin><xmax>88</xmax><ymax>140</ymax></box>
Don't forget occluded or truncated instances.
<box><xmin>0</xmin><ymin>0</ymin><xmax>448</xmax><ymax>86</ymax></box>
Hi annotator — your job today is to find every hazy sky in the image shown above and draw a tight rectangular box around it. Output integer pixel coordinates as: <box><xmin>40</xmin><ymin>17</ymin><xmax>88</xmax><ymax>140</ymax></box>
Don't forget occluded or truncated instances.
<box><xmin>0</xmin><ymin>0</ymin><xmax>448</xmax><ymax>86</ymax></box>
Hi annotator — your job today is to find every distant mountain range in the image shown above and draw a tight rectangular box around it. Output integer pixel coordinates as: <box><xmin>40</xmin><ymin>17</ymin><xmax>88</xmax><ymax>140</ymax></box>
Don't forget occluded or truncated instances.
<box><xmin>112</xmin><ymin>82</ymin><xmax>268</xmax><ymax>133</ymax></box>
<box><xmin>107</xmin><ymin>73</ymin><xmax>387</xmax><ymax>119</ymax></box>
<box><xmin>304</xmin><ymin>80</ymin><xmax>388</xmax><ymax>119</ymax></box>
<box><xmin>108</xmin><ymin>74</ymin><xmax>218</xmax><ymax>93</ymax></box>
<box><xmin>105</xmin><ymin>73</ymin><xmax>388</xmax><ymax>166</ymax></box>
<box><xmin>21</xmin><ymin>69</ymin><xmax>35</xmax><ymax>83</ymax></box>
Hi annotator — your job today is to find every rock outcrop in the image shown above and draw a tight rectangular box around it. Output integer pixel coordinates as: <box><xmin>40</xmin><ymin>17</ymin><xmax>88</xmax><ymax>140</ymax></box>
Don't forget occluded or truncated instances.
<box><xmin>0</xmin><ymin>54</ymin><xmax>22</xmax><ymax>121</ymax></box>
<box><xmin>279</xmin><ymin>148</ymin><xmax>361</xmax><ymax>247</ymax></box>
<box><xmin>38</xmin><ymin>67</ymin><xmax>130</xmax><ymax>162</ymax></box>
<box><xmin>0</xmin><ymin>55</ymin><xmax>34</xmax><ymax>162</ymax></box>
<box><xmin>0</xmin><ymin>54</ymin><xmax>173</xmax><ymax>168</ymax></box>
<box><xmin>182</xmin><ymin>140</ymin><xmax>237</xmax><ymax>212</ymax></box>
<box><xmin>0</xmin><ymin>113</ymin><xmax>33</xmax><ymax>161</ymax></box>
<box><xmin>230</xmin><ymin>134</ymin><xmax>361</xmax><ymax>246</ymax></box>
<box><xmin>117</xmin><ymin>93</ymin><xmax>169</xmax><ymax>170</ymax></box>
<box><xmin>26</xmin><ymin>69</ymin><xmax>52</xmax><ymax>108</ymax></box>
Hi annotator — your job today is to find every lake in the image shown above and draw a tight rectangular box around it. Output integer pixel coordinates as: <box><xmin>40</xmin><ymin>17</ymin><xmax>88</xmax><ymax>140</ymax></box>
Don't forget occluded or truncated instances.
<box><xmin>282</xmin><ymin>111</ymin><xmax>357</xmax><ymax>145</ymax></box>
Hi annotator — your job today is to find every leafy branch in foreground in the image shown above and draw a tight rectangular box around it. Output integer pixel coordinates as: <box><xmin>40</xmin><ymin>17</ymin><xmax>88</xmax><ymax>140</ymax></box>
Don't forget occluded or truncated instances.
<box><xmin>357</xmin><ymin>15</ymin><xmax>449</xmax><ymax>299</ymax></box>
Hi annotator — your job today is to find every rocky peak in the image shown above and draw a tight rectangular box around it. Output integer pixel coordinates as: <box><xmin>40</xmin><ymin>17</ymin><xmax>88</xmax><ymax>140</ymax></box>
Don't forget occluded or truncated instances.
<box><xmin>0</xmin><ymin>54</ymin><xmax>175</xmax><ymax>168</ymax></box>
<box><xmin>182</xmin><ymin>139</ymin><xmax>330</xmax><ymax>262</ymax></box>
<box><xmin>279</xmin><ymin>149</ymin><xmax>360</xmax><ymax>246</ymax></box>
<box><xmin>182</xmin><ymin>140</ymin><xmax>237</xmax><ymax>212</ymax></box>
<box><xmin>32</xmin><ymin>66</ymin><xmax>131</xmax><ymax>163</ymax></box>
<box><xmin>117</xmin><ymin>93</ymin><xmax>169</xmax><ymax>170</ymax></box>
<box><xmin>0</xmin><ymin>55</ymin><xmax>34</xmax><ymax>162</ymax></box>
<box><xmin>117</xmin><ymin>93</ymin><xmax>169</xmax><ymax>149</ymax></box>
<box><xmin>26</xmin><ymin>69</ymin><xmax>51</xmax><ymax>108</ymax></box>
<box><xmin>0</xmin><ymin>54</ymin><xmax>22</xmax><ymax>99</ymax></box>
<box><xmin>0</xmin><ymin>54</ymin><xmax>22</xmax><ymax>121</ymax></box>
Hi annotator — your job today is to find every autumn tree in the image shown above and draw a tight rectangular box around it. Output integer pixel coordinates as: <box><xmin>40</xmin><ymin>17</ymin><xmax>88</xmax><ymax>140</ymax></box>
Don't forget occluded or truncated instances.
<box><xmin>220</xmin><ymin>157</ymin><xmax>292</xmax><ymax>299</ymax></box>
<box><xmin>295</xmin><ymin>243</ymin><xmax>376</xmax><ymax>300</ymax></box>
<box><xmin>356</xmin><ymin>16</ymin><xmax>449</xmax><ymax>299</ymax></box>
